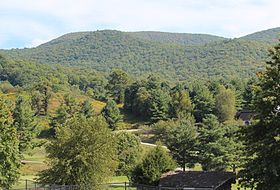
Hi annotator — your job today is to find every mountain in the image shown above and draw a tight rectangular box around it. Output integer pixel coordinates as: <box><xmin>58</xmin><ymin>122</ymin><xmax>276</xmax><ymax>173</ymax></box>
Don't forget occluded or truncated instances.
<box><xmin>241</xmin><ymin>27</ymin><xmax>280</xmax><ymax>44</ymax></box>
<box><xmin>127</xmin><ymin>31</ymin><xmax>226</xmax><ymax>45</ymax></box>
<box><xmin>0</xmin><ymin>29</ymin><xmax>276</xmax><ymax>81</ymax></box>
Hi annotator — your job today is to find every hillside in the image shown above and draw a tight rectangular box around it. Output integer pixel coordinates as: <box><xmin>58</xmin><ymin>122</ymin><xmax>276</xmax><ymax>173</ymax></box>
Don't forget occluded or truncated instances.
<box><xmin>128</xmin><ymin>31</ymin><xmax>226</xmax><ymax>45</ymax></box>
<box><xmin>241</xmin><ymin>27</ymin><xmax>280</xmax><ymax>44</ymax></box>
<box><xmin>0</xmin><ymin>29</ymin><xmax>274</xmax><ymax>81</ymax></box>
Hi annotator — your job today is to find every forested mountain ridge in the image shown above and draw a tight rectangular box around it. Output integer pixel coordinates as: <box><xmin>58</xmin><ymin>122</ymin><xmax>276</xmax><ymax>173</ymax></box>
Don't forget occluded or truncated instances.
<box><xmin>0</xmin><ymin>29</ymin><xmax>277</xmax><ymax>81</ymax></box>
<box><xmin>240</xmin><ymin>27</ymin><xmax>280</xmax><ymax>44</ymax></box>
<box><xmin>127</xmin><ymin>31</ymin><xmax>226</xmax><ymax>45</ymax></box>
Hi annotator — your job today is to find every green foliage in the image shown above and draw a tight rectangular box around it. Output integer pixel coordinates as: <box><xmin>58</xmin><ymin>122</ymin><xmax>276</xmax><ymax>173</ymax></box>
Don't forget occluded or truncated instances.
<box><xmin>115</xmin><ymin>132</ymin><xmax>142</xmax><ymax>176</ymax></box>
<box><xmin>240</xmin><ymin>40</ymin><xmax>280</xmax><ymax>190</ymax></box>
<box><xmin>215</xmin><ymin>86</ymin><xmax>236</xmax><ymax>122</ymax></box>
<box><xmin>241</xmin><ymin>27</ymin><xmax>280</xmax><ymax>44</ymax></box>
<box><xmin>130</xmin><ymin>145</ymin><xmax>176</xmax><ymax>185</ymax></box>
<box><xmin>102</xmin><ymin>99</ymin><xmax>122</xmax><ymax>130</ymax></box>
<box><xmin>198</xmin><ymin>115</ymin><xmax>243</xmax><ymax>171</ymax></box>
<box><xmin>38</xmin><ymin>116</ymin><xmax>118</xmax><ymax>189</ymax></box>
<box><xmin>80</xmin><ymin>99</ymin><xmax>94</xmax><ymax>118</ymax></box>
<box><xmin>0</xmin><ymin>30</ymin><xmax>271</xmax><ymax>82</ymax></box>
<box><xmin>170</xmin><ymin>86</ymin><xmax>193</xmax><ymax>119</ymax></box>
<box><xmin>242</xmin><ymin>78</ymin><xmax>257</xmax><ymax>109</ymax></box>
<box><xmin>107</xmin><ymin>69</ymin><xmax>130</xmax><ymax>103</ymax></box>
<box><xmin>152</xmin><ymin>119</ymin><xmax>178</xmax><ymax>142</ymax></box>
<box><xmin>63</xmin><ymin>94</ymin><xmax>80</xmax><ymax>116</ymax></box>
<box><xmin>13</xmin><ymin>95</ymin><xmax>37</xmax><ymax>152</ymax></box>
<box><xmin>165</xmin><ymin>120</ymin><xmax>198</xmax><ymax>171</ymax></box>
<box><xmin>190</xmin><ymin>83</ymin><xmax>215</xmax><ymax>122</ymax></box>
<box><xmin>149</xmin><ymin>89</ymin><xmax>171</xmax><ymax>122</ymax></box>
<box><xmin>129</xmin><ymin>31</ymin><xmax>225</xmax><ymax>45</ymax></box>
<box><xmin>31</xmin><ymin>81</ymin><xmax>52</xmax><ymax>116</ymax></box>
<box><xmin>0</xmin><ymin>96</ymin><xmax>21</xmax><ymax>189</ymax></box>
<box><xmin>124</xmin><ymin>77</ymin><xmax>173</xmax><ymax>122</ymax></box>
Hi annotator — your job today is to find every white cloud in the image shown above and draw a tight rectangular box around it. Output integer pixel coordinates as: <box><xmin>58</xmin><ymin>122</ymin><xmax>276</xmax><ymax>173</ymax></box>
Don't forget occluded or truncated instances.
<box><xmin>0</xmin><ymin>0</ymin><xmax>279</xmax><ymax>48</ymax></box>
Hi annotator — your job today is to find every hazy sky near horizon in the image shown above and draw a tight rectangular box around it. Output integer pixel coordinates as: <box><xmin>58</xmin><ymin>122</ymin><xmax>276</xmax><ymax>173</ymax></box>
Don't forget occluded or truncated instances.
<box><xmin>0</xmin><ymin>0</ymin><xmax>279</xmax><ymax>49</ymax></box>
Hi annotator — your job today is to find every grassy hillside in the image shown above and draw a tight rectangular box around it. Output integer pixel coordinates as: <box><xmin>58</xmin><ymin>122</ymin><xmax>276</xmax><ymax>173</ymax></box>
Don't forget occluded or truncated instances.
<box><xmin>0</xmin><ymin>29</ymin><xmax>276</xmax><ymax>81</ymax></box>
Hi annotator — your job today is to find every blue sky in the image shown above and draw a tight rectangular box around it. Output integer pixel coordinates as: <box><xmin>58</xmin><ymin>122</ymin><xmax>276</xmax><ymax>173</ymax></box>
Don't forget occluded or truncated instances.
<box><xmin>1</xmin><ymin>0</ymin><xmax>279</xmax><ymax>49</ymax></box>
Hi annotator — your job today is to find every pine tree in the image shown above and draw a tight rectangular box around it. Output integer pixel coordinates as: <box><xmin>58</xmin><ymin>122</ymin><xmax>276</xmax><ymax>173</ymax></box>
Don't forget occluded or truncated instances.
<box><xmin>215</xmin><ymin>85</ymin><xmax>236</xmax><ymax>122</ymax></box>
<box><xmin>198</xmin><ymin>115</ymin><xmax>243</xmax><ymax>171</ymax></box>
<box><xmin>101</xmin><ymin>99</ymin><xmax>122</xmax><ymax>130</ymax></box>
<box><xmin>170</xmin><ymin>86</ymin><xmax>193</xmax><ymax>119</ymax></box>
<box><xmin>191</xmin><ymin>84</ymin><xmax>215</xmax><ymax>122</ymax></box>
<box><xmin>107</xmin><ymin>69</ymin><xmax>130</xmax><ymax>103</ymax></box>
<box><xmin>241</xmin><ymin>40</ymin><xmax>280</xmax><ymax>190</ymax></box>
<box><xmin>13</xmin><ymin>95</ymin><xmax>36</xmax><ymax>152</ymax></box>
<box><xmin>149</xmin><ymin>89</ymin><xmax>171</xmax><ymax>122</ymax></box>
<box><xmin>0</xmin><ymin>97</ymin><xmax>21</xmax><ymax>189</ymax></box>
<box><xmin>166</xmin><ymin>120</ymin><xmax>198</xmax><ymax>172</ymax></box>
<box><xmin>81</xmin><ymin>99</ymin><xmax>94</xmax><ymax>118</ymax></box>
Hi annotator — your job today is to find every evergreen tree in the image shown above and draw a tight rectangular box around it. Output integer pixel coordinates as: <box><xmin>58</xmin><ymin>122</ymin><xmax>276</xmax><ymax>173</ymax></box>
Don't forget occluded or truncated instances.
<box><xmin>170</xmin><ymin>86</ymin><xmax>193</xmax><ymax>119</ymax></box>
<box><xmin>101</xmin><ymin>99</ymin><xmax>122</xmax><ymax>130</ymax></box>
<box><xmin>13</xmin><ymin>95</ymin><xmax>36</xmax><ymax>152</ymax></box>
<box><xmin>215</xmin><ymin>85</ymin><xmax>236</xmax><ymax>122</ymax></box>
<box><xmin>240</xmin><ymin>41</ymin><xmax>280</xmax><ymax>189</ymax></box>
<box><xmin>198</xmin><ymin>115</ymin><xmax>243</xmax><ymax>171</ymax></box>
<box><xmin>81</xmin><ymin>99</ymin><xmax>94</xmax><ymax>118</ymax></box>
<box><xmin>0</xmin><ymin>97</ymin><xmax>21</xmax><ymax>189</ymax></box>
<box><xmin>191</xmin><ymin>84</ymin><xmax>215</xmax><ymax>122</ymax></box>
<box><xmin>149</xmin><ymin>89</ymin><xmax>171</xmax><ymax>122</ymax></box>
<box><xmin>107</xmin><ymin>69</ymin><xmax>130</xmax><ymax>103</ymax></box>
<box><xmin>166</xmin><ymin>120</ymin><xmax>198</xmax><ymax>171</ymax></box>
<box><xmin>50</xmin><ymin>104</ymin><xmax>69</xmax><ymax>136</ymax></box>
<box><xmin>39</xmin><ymin>116</ymin><xmax>118</xmax><ymax>189</ymax></box>
<box><xmin>242</xmin><ymin>78</ymin><xmax>257</xmax><ymax>109</ymax></box>
<box><xmin>130</xmin><ymin>144</ymin><xmax>176</xmax><ymax>185</ymax></box>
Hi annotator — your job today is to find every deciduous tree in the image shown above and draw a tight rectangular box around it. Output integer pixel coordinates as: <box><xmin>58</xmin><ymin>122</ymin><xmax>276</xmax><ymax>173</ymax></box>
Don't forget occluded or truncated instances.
<box><xmin>130</xmin><ymin>144</ymin><xmax>175</xmax><ymax>185</ymax></box>
<box><xmin>39</xmin><ymin>116</ymin><xmax>118</xmax><ymax>189</ymax></box>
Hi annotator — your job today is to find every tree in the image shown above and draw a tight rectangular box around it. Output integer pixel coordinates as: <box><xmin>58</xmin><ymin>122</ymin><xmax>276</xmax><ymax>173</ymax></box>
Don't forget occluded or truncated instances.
<box><xmin>50</xmin><ymin>104</ymin><xmax>69</xmax><ymax>137</ymax></box>
<box><xmin>38</xmin><ymin>116</ymin><xmax>118</xmax><ymax>189</ymax></box>
<box><xmin>0</xmin><ymin>97</ymin><xmax>21</xmax><ymax>189</ymax></box>
<box><xmin>107</xmin><ymin>69</ymin><xmax>130</xmax><ymax>103</ymax></box>
<box><xmin>130</xmin><ymin>144</ymin><xmax>176</xmax><ymax>185</ymax></box>
<box><xmin>215</xmin><ymin>85</ymin><xmax>236</xmax><ymax>122</ymax></box>
<box><xmin>240</xmin><ymin>41</ymin><xmax>280</xmax><ymax>189</ymax></box>
<box><xmin>170</xmin><ymin>86</ymin><xmax>193</xmax><ymax>119</ymax></box>
<box><xmin>63</xmin><ymin>94</ymin><xmax>79</xmax><ymax>116</ymax></box>
<box><xmin>31</xmin><ymin>81</ymin><xmax>52</xmax><ymax>115</ymax></box>
<box><xmin>115</xmin><ymin>132</ymin><xmax>142</xmax><ymax>176</ymax></box>
<box><xmin>13</xmin><ymin>95</ymin><xmax>36</xmax><ymax>152</ymax></box>
<box><xmin>242</xmin><ymin>78</ymin><xmax>257</xmax><ymax>109</ymax></box>
<box><xmin>101</xmin><ymin>99</ymin><xmax>122</xmax><ymax>130</ymax></box>
<box><xmin>166</xmin><ymin>120</ymin><xmax>198</xmax><ymax>172</ymax></box>
<box><xmin>198</xmin><ymin>115</ymin><xmax>243</xmax><ymax>171</ymax></box>
<box><xmin>149</xmin><ymin>89</ymin><xmax>171</xmax><ymax>122</ymax></box>
<box><xmin>80</xmin><ymin>99</ymin><xmax>94</xmax><ymax>118</ymax></box>
<box><xmin>152</xmin><ymin>119</ymin><xmax>178</xmax><ymax>142</ymax></box>
<box><xmin>190</xmin><ymin>84</ymin><xmax>215</xmax><ymax>122</ymax></box>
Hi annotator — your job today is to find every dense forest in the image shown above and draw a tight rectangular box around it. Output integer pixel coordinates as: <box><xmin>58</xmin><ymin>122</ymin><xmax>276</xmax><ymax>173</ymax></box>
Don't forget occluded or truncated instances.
<box><xmin>1</xmin><ymin>27</ymin><xmax>279</xmax><ymax>82</ymax></box>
